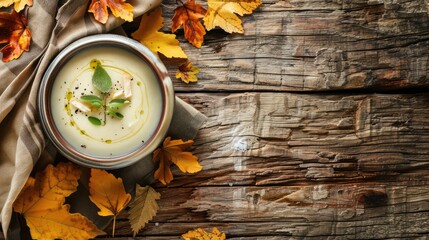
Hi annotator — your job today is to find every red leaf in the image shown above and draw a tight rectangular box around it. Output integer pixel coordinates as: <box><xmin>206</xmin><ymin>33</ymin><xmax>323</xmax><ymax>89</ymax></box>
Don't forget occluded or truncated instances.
<box><xmin>172</xmin><ymin>0</ymin><xmax>207</xmax><ymax>48</ymax></box>
<box><xmin>0</xmin><ymin>10</ymin><xmax>31</xmax><ymax>62</ymax></box>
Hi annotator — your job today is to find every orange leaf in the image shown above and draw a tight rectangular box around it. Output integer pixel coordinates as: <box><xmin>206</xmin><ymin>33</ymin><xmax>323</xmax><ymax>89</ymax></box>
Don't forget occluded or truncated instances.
<box><xmin>13</xmin><ymin>162</ymin><xmax>104</xmax><ymax>240</ymax></box>
<box><xmin>153</xmin><ymin>137</ymin><xmax>202</xmax><ymax>185</ymax></box>
<box><xmin>88</xmin><ymin>0</ymin><xmax>134</xmax><ymax>24</ymax></box>
<box><xmin>182</xmin><ymin>227</ymin><xmax>226</xmax><ymax>240</ymax></box>
<box><xmin>0</xmin><ymin>10</ymin><xmax>31</xmax><ymax>62</ymax></box>
<box><xmin>176</xmin><ymin>60</ymin><xmax>200</xmax><ymax>83</ymax></box>
<box><xmin>172</xmin><ymin>0</ymin><xmax>207</xmax><ymax>48</ymax></box>
<box><xmin>0</xmin><ymin>0</ymin><xmax>33</xmax><ymax>12</ymax></box>
<box><xmin>89</xmin><ymin>169</ymin><xmax>131</xmax><ymax>216</ymax></box>
<box><xmin>89</xmin><ymin>168</ymin><xmax>132</xmax><ymax>236</ymax></box>
<box><xmin>132</xmin><ymin>6</ymin><xmax>187</xmax><ymax>59</ymax></box>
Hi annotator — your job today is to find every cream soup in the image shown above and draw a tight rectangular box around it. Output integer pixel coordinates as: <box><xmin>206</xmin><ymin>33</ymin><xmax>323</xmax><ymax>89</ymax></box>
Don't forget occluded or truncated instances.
<box><xmin>50</xmin><ymin>46</ymin><xmax>162</xmax><ymax>157</ymax></box>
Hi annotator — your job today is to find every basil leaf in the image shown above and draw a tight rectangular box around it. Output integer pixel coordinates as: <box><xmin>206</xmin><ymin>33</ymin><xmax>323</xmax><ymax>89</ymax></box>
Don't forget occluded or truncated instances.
<box><xmin>107</xmin><ymin>109</ymin><xmax>124</xmax><ymax>119</ymax></box>
<box><xmin>81</xmin><ymin>95</ymin><xmax>102</xmax><ymax>102</ymax></box>
<box><xmin>91</xmin><ymin>102</ymin><xmax>102</xmax><ymax>108</ymax></box>
<box><xmin>92</xmin><ymin>64</ymin><xmax>112</xmax><ymax>93</ymax></box>
<box><xmin>80</xmin><ymin>95</ymin><xmax>103</xmax><ymax>109</ymax></box>
<box><xmin>114</xmin><ymin>112</ymin><xmax>124</xmax><ymax>119</ymax></box>
<box><xmin>108</xmin><ymin>99</ymin><xmax>130</xmax><ymax>110</ymax></box>
<box><xmin>88</xmin><ymin>116</ymin><xmax>102</xmax><ymax>126</ymax></box>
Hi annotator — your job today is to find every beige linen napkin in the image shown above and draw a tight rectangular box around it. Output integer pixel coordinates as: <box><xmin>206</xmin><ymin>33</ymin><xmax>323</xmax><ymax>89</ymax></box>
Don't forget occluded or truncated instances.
<box><xmin>0</xmin><ymin>0</ymin><xmax>207</xmax><ymax>237</ymax></box>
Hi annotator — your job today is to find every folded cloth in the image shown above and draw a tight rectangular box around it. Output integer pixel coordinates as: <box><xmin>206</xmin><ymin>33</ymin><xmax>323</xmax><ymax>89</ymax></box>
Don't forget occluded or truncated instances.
<box><xmin>0</xmin><ymin>0</ymin><xmax>207</xmax><ymax>237</ymax></box>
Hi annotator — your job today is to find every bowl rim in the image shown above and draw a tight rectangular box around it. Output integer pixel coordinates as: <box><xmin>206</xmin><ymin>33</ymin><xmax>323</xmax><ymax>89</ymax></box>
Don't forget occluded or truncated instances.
<box><xmin>38</xmin><ymin>34</ymin><xmax>175</xmax><ymax>169</ymax></box>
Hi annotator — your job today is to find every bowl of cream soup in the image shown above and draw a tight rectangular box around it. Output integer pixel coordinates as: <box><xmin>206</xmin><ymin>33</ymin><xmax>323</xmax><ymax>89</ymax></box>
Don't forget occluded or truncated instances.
<box><xmin>38</xmin><ymin>34</ymin><xmax>174</xmax><ymax>169</ymax></box>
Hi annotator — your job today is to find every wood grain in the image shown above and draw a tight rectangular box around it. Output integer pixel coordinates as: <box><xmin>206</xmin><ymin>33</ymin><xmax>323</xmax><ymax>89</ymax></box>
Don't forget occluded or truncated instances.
<box><xmin>156</xmin><ymin>0</ymin><xmax>429</xmax><ymax>92</ymax></box>
<box><xmin>107</xmin><ymin>93</ymin><xmax>429</xmax><ymax>239</ymax></box>
<box><xmin>173</xmin><ymin>93</ymin><xmax>429</xmax><ymax>187</ymax></box>
<box><xmin>92</xmin><ymin>0</ymin><xmax>429</xmax><ymax>237</ymax></box>
<box><xmin>111</xmin><ymin>184</ymin><xmax>429</xmax><ymax>238</ymax></box>
<box><xmin>108</xmin><ymin>0</ymin><xmax>429</xmax><ymax>237</ymax></box>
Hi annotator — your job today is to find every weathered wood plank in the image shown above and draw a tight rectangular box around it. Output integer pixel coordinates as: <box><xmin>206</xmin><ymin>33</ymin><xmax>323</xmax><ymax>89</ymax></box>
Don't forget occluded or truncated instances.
<box><xmin>110</xmin><ymin>183</ymin><xmax>429</xmax><ymax>238</ymax></box>
<box><xmin>154</xmin><ymin>0</ymin><xmax>429</xmax><ymax>91</ymax></box>
<box><xmin>162</xmin><ymin>93</ymin><xmax>429</xmax><ymax>187</ymax></box>
<box><xmin>107</xmin><ymin>93</ymin><xmax>429</xmax><ymax>238</ymax></box>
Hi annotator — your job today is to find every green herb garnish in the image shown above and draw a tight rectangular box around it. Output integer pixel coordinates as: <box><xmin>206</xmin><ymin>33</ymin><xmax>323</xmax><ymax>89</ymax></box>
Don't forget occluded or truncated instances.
<box><xmin>92</xmin><ymin>63</ymin><xmax>112</xmax><ymax>93</ymax></box>
<box><xmin>107</xmin><ymin>99</ymin><xmax>129</xmax><ymax>119</ymax></box>
<box><xmin>88</xmin><ymin>116</ymin><xmax>102</xmax><ymax>126</ymax></box>
<box><xmin>108</xmin><ymin>99</ymin><xmax>130</xmax><ymax>111</ymax></box>
<box><xmin>111</xmin><ymin>112</ymin><xmax>124</xmax><ymax>119</ymax></box>
<box><xmin>71</xmin><ymin>60</ymin><xmax>132</xmax><ymax>129</ymax></box>
<box><xmin>80</xmin><ymin>95</ymin><xmax>103</xmax><ymax>109</ymax></box>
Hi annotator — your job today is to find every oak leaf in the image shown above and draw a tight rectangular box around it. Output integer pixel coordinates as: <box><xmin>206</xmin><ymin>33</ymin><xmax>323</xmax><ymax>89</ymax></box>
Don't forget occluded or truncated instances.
<box><xmin>132</xmin><ymin>6</ymin><xmax>187</xmax><ymax>59</ymax></box>
<box><xmin>182</xmin><ymin>227</ymin><xmax>226</xmax><ymax>240</ymax></box>
<box><xmin>176</xmin><ymin>60</ymin><xmax>200</xmax><ymax>83</ymax></box>
<box><xmin>88</xmin><ymin>0</ymin><xmax>134</xmax><ymax>24</ymax></box>
<box><xmin>0</xmin><ymin>0</ymin><xmax>33</xmax><ymax>12</ymax></box>
<box><xmin>128</xmin><ymin>185</ymin><xmax>161</xmax><ymax>237</ymax></box>
<box><xmin>13</xmin><ymin>162</ymin><xmax>104</xmax><ymax>240</ymax></box>
<box><xmin>153</xmin><ymin>137</ymin><xmax>202</xmax><ymax>185</ymax></box>
<box><xmin>203</xmin><ymin>0</ymin><xmax>261</xmax><ymax>33</ymax></box>
<box><xmin>172</xmin><ymin>0</ymin><xmax>207</xmax><ymax>48</ymax></box>
<box><xmin>89</xmin><ymin>168</ymin><xmax>131</xmax><ymax>236</ymax></box>
<box><xmin>0</xmin><ymin>10</ymin><xmax>31</xmax><ymax>62</ymax></box>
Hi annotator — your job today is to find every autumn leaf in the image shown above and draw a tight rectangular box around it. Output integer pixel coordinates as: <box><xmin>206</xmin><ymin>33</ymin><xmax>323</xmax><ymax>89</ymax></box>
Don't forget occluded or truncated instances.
<box><xmin>88</xmin><ymin>0</ymin><xmax>134</xmax><ymax>24</ymax></box>
<box><xmin>0</xmin><ymin>9</ymin><xmax>31</xmax><ymax>62</ymax></box>
<box><xmin>153</xmin><ymin>137</ymin><xmax>202</xmax><ymax>185</ymax></box>
<box><xmin>13</xmin><ymin>162</ymin><xmax>104</xmax><ymax>240</ymax></box>
<box><xmin>172</xmin><ymin>0</ymin><xmax>207</xmax><ymax>48</ymax></box>
<box><xmin>204</xmin><ymin>0</ymin><xmax>261</xmax><ymax>33</ymax></box>
<box><xmin>128</xmin><ymin>185</ymin><xmax>161</xmax><ymax>237</ymax></box>
<box><xmin>132</xmin><ymin>6</ymin><xmax>187</xmax><ymax>59</ymax></box>
<box><xmin>0</xmin><ymin>0</ymin><xmax>33</xmax><ymax>12</ymax></box>
<box><xmin>182</xmin><ymin>227</ymin><xmax>226</xmax><ymax>240</ymax></box>
<box><xmin>89</xmin><ymin>168</ymin><xmax>132</xmax><ymax>237</ymax></box>
<box><xmin>154</xmin><ymin>154</ymin><xmax>174</xmax><ymax>185</ymax></box>
<box><xmin>176</xmin><ymin>61</ymin><xmax>200</xmax><ymax>83</ymax></box>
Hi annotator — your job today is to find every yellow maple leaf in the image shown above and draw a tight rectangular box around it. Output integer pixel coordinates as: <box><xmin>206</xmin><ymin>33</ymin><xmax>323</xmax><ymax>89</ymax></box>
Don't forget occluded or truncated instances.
<box><xmin>203</xmin><ymin>0</ymin><xmax>261</xmax><ymax>33</ymax></box>
<box><xmin>153</xmin><ymin>137</ymin><xmax>202</xmax><ymax>185</ymax></box>
<box><xmin>13</xmin><ymin>162</ymin><xmax>104</xmax><ymax>240</ymax></box>
<box><xmin>176</xmin><ymin>61</ymin><xmax>200</xmax><ymax>83</ymax></box>
<box><xmin>182</xmin><ymin>227</ymin><xmax>226</xmax><ymax>240</ymax></box>
<box><xmin>89</xmin><ymin>168</ymin><xmax>131</xmax><ymax>236</ymax></box>
<box><xmin>88</xmin><ymin>0</ymin><xmax>134</xmax><ymax>24</ymax></box>
<box><xmin>132</xmin><ymin>6</ymin><xmax>187</xmax><ymax>59</ymax></box>
<box><xmin>128</xmin><ymin>185</ymin><xmax>161</xmax><ymax>237</ymax></box>
<box><xmin>0</xmin><ymin>0</ymin><xmax>32</xmax><ymax>12</ymax></box>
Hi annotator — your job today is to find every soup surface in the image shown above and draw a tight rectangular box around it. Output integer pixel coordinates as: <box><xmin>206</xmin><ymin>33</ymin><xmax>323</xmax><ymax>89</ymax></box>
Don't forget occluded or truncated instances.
<box><xmin>51</xmin><ymin>46</ymin><xmax>162</xmax><ymax>157</ymax></box>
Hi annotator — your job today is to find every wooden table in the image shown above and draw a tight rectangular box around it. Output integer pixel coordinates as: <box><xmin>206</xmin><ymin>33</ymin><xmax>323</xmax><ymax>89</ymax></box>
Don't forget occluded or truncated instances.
<box><xmin>101</xmin><ymin>0</ymin><xmax>429</xmax><ymax>238</ymax></box>
<box><xmin>110</xmin><ymin>0</ymin><xmax>429</xmax><ymax>239</ymax></box>
<box><xmin>3</xmin><ymin>0</ymin><xmax>428</xmax><ymax>239</ymax></box>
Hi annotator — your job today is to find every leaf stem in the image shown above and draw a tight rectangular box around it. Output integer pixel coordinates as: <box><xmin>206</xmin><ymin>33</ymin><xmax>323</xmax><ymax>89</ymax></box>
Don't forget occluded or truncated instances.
<box><xmin>103</xmin><ymin>93</ymin><xmax>107</xmax><ymax>125</ymax></box>
<box><xmin>112</xmin><ymin>215</ymin><xmax>116</xmax><ymax>237</ymax></box>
